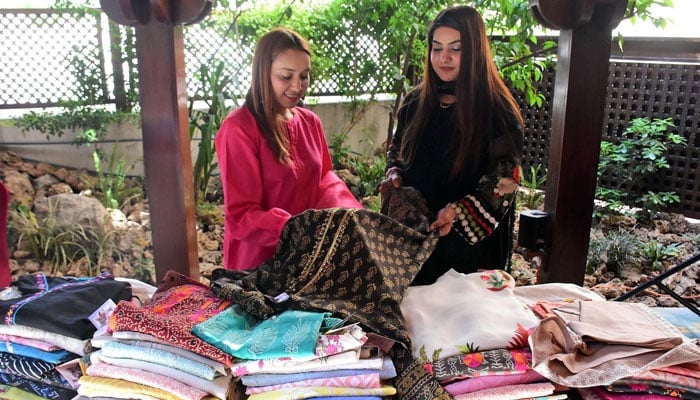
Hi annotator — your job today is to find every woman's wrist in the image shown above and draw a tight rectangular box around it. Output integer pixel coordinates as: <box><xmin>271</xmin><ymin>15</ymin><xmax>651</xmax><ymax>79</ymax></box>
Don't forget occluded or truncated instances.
<box><xmin>386</xmin><ymin>166</ymin><xmax>402</xmax><ymax>178</ymax></box>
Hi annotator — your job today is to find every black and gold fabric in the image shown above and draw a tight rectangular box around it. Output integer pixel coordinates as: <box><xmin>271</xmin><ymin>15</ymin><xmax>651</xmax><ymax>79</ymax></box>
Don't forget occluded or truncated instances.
<box><xmin>211</xmin><ymin>205</ymin><xmax>455</xmax><ymax>399</ymax></box>
<box><xmin>211</xmin><ymin>207</ymin><xmax>438</xmax><ymax>347</ymax></box>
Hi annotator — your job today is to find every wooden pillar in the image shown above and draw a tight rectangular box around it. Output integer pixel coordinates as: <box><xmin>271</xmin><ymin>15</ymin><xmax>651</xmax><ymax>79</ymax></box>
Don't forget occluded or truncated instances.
<box><xmin>529</xmin><ymin>0</ymin><xmax>626</xmax><ymax>284</ymax></box>
<box><xmin>100</xmin><ymin>1</ymin><xmax>214</xmax><ymax>281</ymax></box>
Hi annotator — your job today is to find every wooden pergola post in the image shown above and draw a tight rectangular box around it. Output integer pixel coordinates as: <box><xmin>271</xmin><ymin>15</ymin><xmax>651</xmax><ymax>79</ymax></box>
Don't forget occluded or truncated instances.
<box><xmin>100</xmin><ymin>1</ymin><xmax>214</xmax><ymax>281</ymax></box>
<box><xmin>529</xmin><ymin>0</ymin><xmax>627</xmax><ymax>284</ymax></box>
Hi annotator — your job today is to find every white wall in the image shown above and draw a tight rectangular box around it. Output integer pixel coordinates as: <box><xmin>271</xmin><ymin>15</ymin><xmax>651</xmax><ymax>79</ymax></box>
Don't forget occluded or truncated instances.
<box><xmin>0</xmin><ymin>99</ymin><xmax>394</xmax><ymax>176</ymax></box>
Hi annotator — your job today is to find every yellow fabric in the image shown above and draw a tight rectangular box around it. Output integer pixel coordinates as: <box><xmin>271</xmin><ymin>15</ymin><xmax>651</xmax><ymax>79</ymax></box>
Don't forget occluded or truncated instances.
<box><xmin>78</xmin><ymin>375</ymin><xmax>179</xmax><ymax>400</ymax></box>
<box><xmin>0</xmin><ymin>384</ymin><xmax>46</xmax><ymax>400</ymax></box>
<box><xmin>247</xmin><ymin>384</ymin><xmax>397</xmax><ymax>400</ymax></box>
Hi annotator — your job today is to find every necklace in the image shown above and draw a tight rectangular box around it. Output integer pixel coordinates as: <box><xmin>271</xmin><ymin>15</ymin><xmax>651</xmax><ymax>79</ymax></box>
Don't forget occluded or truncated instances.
<box><xmin>439</xmin><ymin>101</ymin><xmax>453</xmax><ymax>109</ymax></box>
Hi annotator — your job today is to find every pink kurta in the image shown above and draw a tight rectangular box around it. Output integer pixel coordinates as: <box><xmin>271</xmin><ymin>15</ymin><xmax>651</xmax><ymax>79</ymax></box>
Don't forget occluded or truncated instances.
<box><xmin>215</xmin><ymin>105</ymin><xmax>362</xmax><ymax>270</ymax></box>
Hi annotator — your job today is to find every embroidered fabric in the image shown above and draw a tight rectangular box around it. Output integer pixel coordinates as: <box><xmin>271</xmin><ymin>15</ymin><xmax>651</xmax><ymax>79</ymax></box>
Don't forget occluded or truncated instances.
<box><xmin>430</xmin><ymin>348</ymin><xmax>533</xmax><ymax>383</ymax></box>
<box><xmin>240</xmin><ymin>364</ymin><xmax>392</xmax><ymax>387</ymax></box>
<box><xmin>379</xmin><ymin>184</ymin><xmax>433</xmax><ymax>233</ymax></box>
<box><xmin>577</xmin><ymin>386</ymin><xmax>674</xmax><ymax>400</ymax></box>
<box><xmin>109</xmin><ymin>271</ymin><xmax>234</xmax><ymax>366</ymax></box>
<box><xmin>100</xmin><ymin>340</ymin><xmax>219</xmax><ymax>380</ymax></box>
<box><xmin>244</xmin><ymin>384</ymin><xmax>397</xmax><ymax>400</ymax></box>
<box><xmin>231</xmin><ymin>350</ymin><xmax>380</xmax><ymax>377</ymax></box>
<box><xmin>77</xmin><ymin>375</ymin><xmax>176</xmax><ymax>400</ymax></box>
<box><xmin>0</xmin><ymin>351</ymin><xmax>55</xmax><ymax>381</ymax></box>
<box><xmin>192</xmin><ymin>306</ymin><xmax>336</xmax><ymax>361</ymax></box>
<box><xmin>0</xmin><ymin>371</ymin><xmax>76</xmax><ymax>399</ymax></box>
<box><xmin>400</xmin><ymin>269</ymin><xmax>539</xmax><ymax>360</ymax></box>
<box><xmin>444</xmin><ymin>369</ymin><xmax>546</xmax><ymax>396</ymax></box>
<box><xmin>85</xmin><ymin>362</ymin><xmax>208</xmax><ymax>400</ymax></box>
<box><xmin>0</xmin><ymin>273</ymin><xmax>131</xmax><ymax>340</ymax></box>
<box><xmin>210</xmin><ymin>208</ymin><xmax>439</xmax><ymax>348</ymax></box>
<box><xmin>452</xmin><ymin>382</ymin><xmax>555</xmax><ymax>400</ymax></box>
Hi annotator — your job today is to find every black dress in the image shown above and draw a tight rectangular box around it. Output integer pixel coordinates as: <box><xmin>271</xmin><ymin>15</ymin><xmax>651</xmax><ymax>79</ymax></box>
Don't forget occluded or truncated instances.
<box><xmin>386</xmin><ymin>91</ymin><xmax>522</xmax><ymax>285</ymax></box>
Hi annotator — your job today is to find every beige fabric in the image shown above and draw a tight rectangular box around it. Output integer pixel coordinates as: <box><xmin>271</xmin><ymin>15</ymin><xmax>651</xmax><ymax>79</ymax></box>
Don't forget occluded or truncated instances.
<box><xmin>401</xmin><ymin>269</ymin><xmax>539</xmax><ymax>359</ymax></box>
<box><xmin>530</xmin><ymin>300</ymin><xmax>700</xmax><ymax>387</ymax></box>
<box><xmin>512</xmin><ymin>282</ymin><xmax>605</xmax><ymax>305</ymax></box>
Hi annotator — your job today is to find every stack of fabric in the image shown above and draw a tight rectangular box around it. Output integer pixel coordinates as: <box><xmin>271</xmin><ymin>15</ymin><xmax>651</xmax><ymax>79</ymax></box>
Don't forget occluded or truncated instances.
<box><xmin>78</xmin><ymin>270</ymin><xmax>235</xmax><ymax>400</ymax></box>
<box><xmin>577</xmin><ymin>361</ymin><xmax>700</xmax><ymax>399</ymax></box>
<box><xmin>400</xmin><ymin>269</ymin><xmax>570</xmax><ymax>400</ymax></box>
<box><xmin>579</xmin><ymin>307</ymin><xmax>700</xmax><ymax>399</ymax></box>
<box><xmin>192</xmin><ymin>305</ymin><xmax>398</xmax><ymax>399</ymax></box>
<box><xmin>525</xmin><ymin>300</ymin><xmax>700</xmax><ymax>400</ymax></box>
<box><xmin>0</xmin><ymin>272</ymin><xmax>132</xmax><ymax>399</ymax></box>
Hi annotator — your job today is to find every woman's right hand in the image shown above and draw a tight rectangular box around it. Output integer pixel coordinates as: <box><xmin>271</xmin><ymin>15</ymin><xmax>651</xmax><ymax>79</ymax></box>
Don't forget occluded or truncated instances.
<box><xmin>429</xmin><ymin>203</ymin><xmax>457</xmax><ymax>237</ymax></box>
<box><xmin>385</xmin><ymin>167</ymin><xmax>402</xmax><ymax>188</ymax></box>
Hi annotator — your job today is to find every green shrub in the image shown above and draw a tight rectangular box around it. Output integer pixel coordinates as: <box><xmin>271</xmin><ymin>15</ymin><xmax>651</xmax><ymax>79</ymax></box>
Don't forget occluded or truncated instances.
<box><xmin>596</xmin><ymin>117</ymin><xmax>687</xmax><ymax>223</ymax></box>
<box><xmin>638</xmin><ymin>240</ymin><xmax>683</xmax><ymax>272</ymax></box>
<box><xmin>347</xmin><ymin>152</ymin><xmax>386</xmax><ymax>198</ymax></box>
<box><xmin>586</xmin><ymin>228</ymin><xmax>640</xmax><ymax>276</ymax></box>
<box><xmin>7</xmin><ymin>202</ymin><xmax>120</xmax><ymax>276</ymax></box>
<box><xmin>517</xmin><ymin>164</ymin><xmax>546</xmax><ymax>210</ymax></box>
<box><xmin>92</xmin><ymin>142</ymin><xmax>141</xmax><ymax>209</ymax></box>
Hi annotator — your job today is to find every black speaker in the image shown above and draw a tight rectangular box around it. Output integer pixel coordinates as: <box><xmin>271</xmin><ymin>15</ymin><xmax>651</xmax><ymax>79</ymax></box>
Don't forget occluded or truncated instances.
<box><xmin>518</xmin><ymin>210</ymin><xmax>548</xmax><ymax>250</ymax></box>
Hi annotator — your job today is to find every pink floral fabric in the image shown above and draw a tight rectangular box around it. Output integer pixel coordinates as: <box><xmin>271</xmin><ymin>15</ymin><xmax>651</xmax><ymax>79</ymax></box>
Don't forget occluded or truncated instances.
<box><xmin>245</xmin><ymin>373</ymin><xmax>381</xmax><ymax>394</ymax></box>
<box><xmin>452</xmin><ymin>382</ymin><xmax>556</xmax><ymax>400</ymax></box>
<box><xmin>109</xmin><ymin>271</ymin><xmax>234</xmax><ymax>366</ymax></box>
<box><xmin>428</xmin><ymin>348</ymin><xmax>532</xmax><ymax>383</ymax></box>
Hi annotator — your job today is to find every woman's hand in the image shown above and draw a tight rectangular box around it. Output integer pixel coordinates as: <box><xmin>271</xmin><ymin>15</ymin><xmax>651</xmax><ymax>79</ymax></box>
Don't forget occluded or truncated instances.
<box><xmin>429</xmin><ymin>203</ymin><xmax>457</xmax><ymax>237</ymax></box>
<box><xmin>384</xmin><ymin>167</ymin><xmax>402</xmax><ymax>188</ymax></box>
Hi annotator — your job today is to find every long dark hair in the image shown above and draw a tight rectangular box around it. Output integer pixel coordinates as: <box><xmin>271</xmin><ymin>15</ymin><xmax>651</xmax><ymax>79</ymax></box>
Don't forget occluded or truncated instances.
<box><xmin>245</xmin><ymin>28</ymin><xmax>311</xmax><ymax>162</ymax></box>
<box><xmin>399</xmin><ymin>5</ymin><xmax>524</xmax><ymax>179</ymax></box>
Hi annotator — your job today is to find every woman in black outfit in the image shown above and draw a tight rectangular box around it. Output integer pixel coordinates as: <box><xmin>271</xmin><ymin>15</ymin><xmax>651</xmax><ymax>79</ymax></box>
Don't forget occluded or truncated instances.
<box><xmin>384</xmin><ymin>5</ymin><xmax>525</xmax><ymax>286</ymax></box>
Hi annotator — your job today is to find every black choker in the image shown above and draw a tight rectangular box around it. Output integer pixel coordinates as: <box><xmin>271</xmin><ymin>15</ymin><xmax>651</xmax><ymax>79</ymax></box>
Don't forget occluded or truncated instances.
<box><xmin>436</xmin><ymin>80</ymin><xmax>456</xmax><ymax>95</ymax></box>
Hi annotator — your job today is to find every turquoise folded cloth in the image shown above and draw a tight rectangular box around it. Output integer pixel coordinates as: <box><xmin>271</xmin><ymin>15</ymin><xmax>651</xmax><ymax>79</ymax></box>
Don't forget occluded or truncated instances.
<box><xmin>193</xmin><ymin>305</ymin><xmax>339</xmax><ymax>360</ymax></box>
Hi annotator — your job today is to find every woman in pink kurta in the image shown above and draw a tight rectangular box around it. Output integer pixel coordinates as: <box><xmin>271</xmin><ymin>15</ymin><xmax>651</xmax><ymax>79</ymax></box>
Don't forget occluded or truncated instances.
<box><xmin>215</xmin><ymin>28</ymin><xmax>361</xmax><ymax>271</ymax></box>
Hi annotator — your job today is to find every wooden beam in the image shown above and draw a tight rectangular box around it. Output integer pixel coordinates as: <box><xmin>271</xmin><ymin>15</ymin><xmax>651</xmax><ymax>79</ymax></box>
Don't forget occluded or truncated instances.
<box><xmin>100</xmin><ymin>0</ymin><xmax>213</xmax><ymax>281</ymax></box>
<box><xmin>134</xmin><ymin>21</ymin><xmax>199</xmax><ymax>281</ymax></box>
<box><xmin>529</xmin><ymin>0</ymin><xmax>627</xmax><ymax>284</ymax></box>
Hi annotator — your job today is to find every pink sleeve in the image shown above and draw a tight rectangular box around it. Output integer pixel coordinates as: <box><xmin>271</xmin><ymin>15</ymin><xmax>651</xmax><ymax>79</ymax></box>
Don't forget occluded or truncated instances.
<box><xmin>215</xmin><ymin>111</ymin><xmax>291</xmax><ymax>267</ymax></box>
<box><xmin>0</xmin><ymin>183</ymin><xmax>10</xmax><ymax>288</ymax></box>
<box><xmin>314</xmin><ymin>120</ymin><xmax>363</xmax><ymax>209</ymax></box>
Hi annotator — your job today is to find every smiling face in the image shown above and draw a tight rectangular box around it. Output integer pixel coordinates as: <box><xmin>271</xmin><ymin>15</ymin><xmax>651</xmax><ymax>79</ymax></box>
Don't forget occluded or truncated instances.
<box><xmin>270</xmin><ymin>48</ymin><xmax>311</xmax><ymax>118</ymax></box>
<box><xmin>430</xmin><ymin>26</ymin><xmax>462</xmax><ymax>83</ymax></box>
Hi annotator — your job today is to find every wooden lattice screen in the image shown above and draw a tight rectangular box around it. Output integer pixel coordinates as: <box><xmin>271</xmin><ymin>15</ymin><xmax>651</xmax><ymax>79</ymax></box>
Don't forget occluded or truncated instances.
<box><xmin>1</xmin><ymin>9</ymin><xmax>698</xmax><ymax>218</ymax></box>
<box><xmin>518</xmin><ymin>61</ymin><xmax>700</xmax><ymax>219</ymax></box>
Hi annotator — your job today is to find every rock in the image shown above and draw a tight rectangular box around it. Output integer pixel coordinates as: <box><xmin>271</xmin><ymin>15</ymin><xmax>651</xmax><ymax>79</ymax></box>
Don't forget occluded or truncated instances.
<box><xmin>63</xmin><ymin>168</ymin><xmax>95</xmax><ymax>193</ymax></box>
<box><xmin>653</xmin><ymin>219</ymin><xmax>671</xmax><ymax>234</ymax></box>
<box><xmin>46</xmin><ymin>183</ymin><xmax>73</xmax><ymax>197</ymax></box>
<box><xmin>657</xmin><ymin>297</ymin><xmax>680</xmax><ymax>307</ymax></box>
<box><xmin>2</xmin><ymin>170</ymin><xmax>34</xmax><ymax>208</ymax></box>
<box><xmin>33</xmin><ymin>174</ymin><xmax>60</xmax><ymax>199</ymax></box>
<box><xmin>35</xmin><ymin>162</ymin><xmax>56</xmax><ymax>176</ymax></box>
<box><xmin>12</xmin><ymin>250</ymin><xmax>32</xmax><ymax>259</ymax></box>
<box><xmin>21</xmin><ymin>260</ymin><xmax>42</xmax><ymax>274</ymax></box>
<box><xmin>110</xmin><ymin>208</ymin><xmax>129</xmax><ymax>230</ymax></box>
<box><xmin>33</xmin><ymin>193</ymin><xmax>110</xmax><ymax>232</ymax></box>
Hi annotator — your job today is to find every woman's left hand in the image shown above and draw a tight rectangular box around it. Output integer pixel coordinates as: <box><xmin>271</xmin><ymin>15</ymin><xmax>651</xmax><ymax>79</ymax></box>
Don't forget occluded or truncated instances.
<box><xmin>429</xmin><ymin>203</ymin><xmax>457</xmax><ymax>237</ymax></box>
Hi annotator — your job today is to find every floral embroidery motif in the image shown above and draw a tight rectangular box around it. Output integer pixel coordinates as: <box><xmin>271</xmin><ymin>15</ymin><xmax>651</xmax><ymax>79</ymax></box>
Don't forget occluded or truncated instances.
<box><xmin>494</xmin><ymin>167</ymin><xmax>521</xmax><ymax>200</ymax></box>
<box><xmin>428</xmin><ymin>348</ymin><xmax>533</xmax><ymax>382</ymax></box>
<box><xmin>480</xmin><ymin>270</ymin><xmax>513</xmax><ymax>291</ymax></box>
